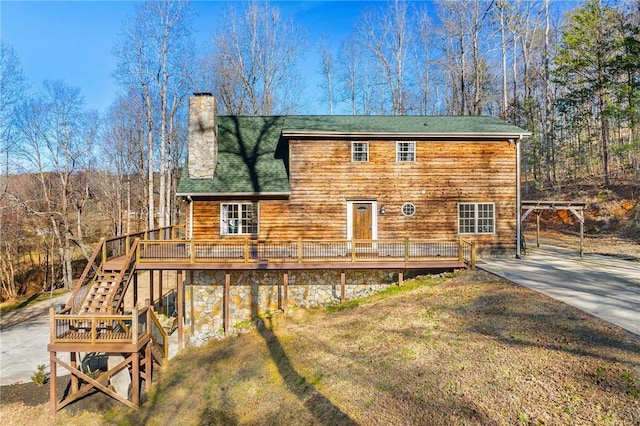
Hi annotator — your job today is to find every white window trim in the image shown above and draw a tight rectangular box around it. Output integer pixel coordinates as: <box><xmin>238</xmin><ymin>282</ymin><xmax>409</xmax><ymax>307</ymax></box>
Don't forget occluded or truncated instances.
<box><xmin>220</xmin><ymin>202</ymin><xmax>259</xmax><ymax>235</ymax></box>
<box><xmin>396</xmin><ymin>141</ymin><xmax>416</xmax><ymax>162</ymax></box>
<box><xmin>351</xmin><ymin>141</ymin><xmax>369</xmax><ymax>162</ymax></box>
<box><xmin>457</xmin><ymin>202</ymin><xmax>496</xmax><ymax>235</ymax></box>
<box><xmin>346</xmin><ymin>200</ymin><xmax>378</xmax><ymax>241</ymax></box>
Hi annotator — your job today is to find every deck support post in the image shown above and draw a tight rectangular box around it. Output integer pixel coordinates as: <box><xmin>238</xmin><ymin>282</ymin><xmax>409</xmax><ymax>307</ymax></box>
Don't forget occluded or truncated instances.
<box><xmin>398</xmin><ymin>271</ymin><xmax>404</xmax><ymax>285</ymax></box>
<box><xmin>70</xmin><ymin>351</ymin><xmax>78</xmax><ymax>393</ymax></box>
<box><xmin>340</xmin><ymin>271</ymin><xmax>346</xmax><ymax>301</ymax></box>
<box><xmin>158</xmin><ymin>270</ymin><xmax>163</xmax><ymax>309</ymax></box>
<box><xmin>177</xmin><ymin>270</ymin><xmax>184</xmax><ymax>350</ymax></box>
<box><xmin>145</xmin><ymin>339</ymin><xmax>152</xmax><ymax>391</ymax></box>
<box><xmin>132</xmin><ymin>350</ymin><xmax>140</xmax><ymax>407</ymax></box>
<box><xmin>282</xmin><ymin>272</ymin><xmax>288</xmax><ymax>313</ymax></box>
<box><xmin>49</xmin><ymin>350</ymin><xmax>57</xmax><ymax>417</ymax></box>
<box><xmin>536</xmin><ymin>211</ymin><xmax>541</xmax><ymax>248</ymax></box>
<box><xmin>133</xmin><ymin>272</ymin><xmax>138</xmax><ymax>308</ymax></box>
<box><xmin>224</xmin><ymin>272</ymin><xmax>231</xmax><ymax>335</ymax></box>
<box><xmin>580</xmin><ymin>220</ymin><xmax>584</xmax><ymax>258</ymax></box>
<box><xmin>149</xmin><ymin>271</ymin><xmax>155</xmax><ymax>309</ymax></box>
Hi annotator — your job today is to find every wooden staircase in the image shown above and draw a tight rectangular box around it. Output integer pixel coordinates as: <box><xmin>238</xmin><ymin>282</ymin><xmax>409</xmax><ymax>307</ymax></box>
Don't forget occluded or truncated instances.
<box><xmin>78</xmin><ymin>270</ymin><xmax>127</xmax><ymax>314</ymax></box>
<box><xmin>72</xmin><ymin>239</ymin><xmax>139</xmax><ymax>315</ymax></box>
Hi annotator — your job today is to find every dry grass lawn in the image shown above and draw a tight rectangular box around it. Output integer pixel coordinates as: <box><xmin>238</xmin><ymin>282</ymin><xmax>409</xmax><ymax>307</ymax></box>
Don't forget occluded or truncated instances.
<box><xmin>2</xmin><ymin>270</ymin><xmax>639</xmax><ymax>425</ymax></box>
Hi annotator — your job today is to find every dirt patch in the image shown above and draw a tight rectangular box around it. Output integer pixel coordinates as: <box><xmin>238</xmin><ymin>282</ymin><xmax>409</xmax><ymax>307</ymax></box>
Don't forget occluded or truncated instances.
<box><xmin>527</xmin><ymin>228</ymin><xmax>640</xmax><ymax>261</ymax></box>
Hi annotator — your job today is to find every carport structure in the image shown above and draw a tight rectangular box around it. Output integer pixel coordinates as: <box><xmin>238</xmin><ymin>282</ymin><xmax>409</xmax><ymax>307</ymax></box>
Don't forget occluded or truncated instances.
<box><xmin>520</xmin><ymin>200</ymin><xmax>587</xmax><ymax>257</ymax></box>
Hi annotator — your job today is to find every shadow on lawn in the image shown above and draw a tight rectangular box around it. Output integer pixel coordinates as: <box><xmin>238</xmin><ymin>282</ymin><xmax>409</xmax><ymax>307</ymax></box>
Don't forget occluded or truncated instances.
<box><xmin>465</xmin><ymin>291</ymin><xmax>640</xmax><ymax>365</ymax></box>
<box><xmin>256</xmin><ymin>318</ymin><xmax>357</xmax><ymax>425</ymax></box>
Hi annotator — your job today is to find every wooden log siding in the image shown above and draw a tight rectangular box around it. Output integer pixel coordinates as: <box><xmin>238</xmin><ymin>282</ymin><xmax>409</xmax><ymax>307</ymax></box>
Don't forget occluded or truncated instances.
<box><xmin>191</xmin><ymin>139</ymin><xmax>516</xmax><ymax>251</ymax></box>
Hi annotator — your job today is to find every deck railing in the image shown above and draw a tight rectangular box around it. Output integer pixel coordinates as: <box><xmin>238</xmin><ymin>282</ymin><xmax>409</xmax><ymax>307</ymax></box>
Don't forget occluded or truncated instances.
<box><xmin>137</xmin><ymin>237</ymin><xmax>474</xmax><ymax>266</ymax></box>
<box><xmin>50</xmin><ymin>306</ymin><xmax>168</xmax><ymax>354</ymax></box>
<box><xmin>51</xmin><ymin>307</ymin><xmax>146</xmax><ymax>345</ymax></box>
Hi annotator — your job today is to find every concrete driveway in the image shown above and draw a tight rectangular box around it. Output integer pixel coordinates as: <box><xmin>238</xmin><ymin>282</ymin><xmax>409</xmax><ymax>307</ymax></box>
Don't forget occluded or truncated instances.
<box><xmin>0</xmin><ymin>286</ymin><xmax>179</xmax><ymax>386</ymax></box>
<box><xmin>0</xmin><ymin>292</ymin><xmax>71</xmax><ymax>385</ymax></box>
<box><xmin>479</xmin><ymin>244</ymin><xmax>640</xmax><ymax>336</ymax></box>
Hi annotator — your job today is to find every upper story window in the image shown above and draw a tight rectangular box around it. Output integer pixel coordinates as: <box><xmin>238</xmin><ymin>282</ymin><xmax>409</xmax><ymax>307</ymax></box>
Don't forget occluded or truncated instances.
<box><xmin>458</xmin><ymin>203</ymin><xmax>495</xmax><ymax>234</ymax></box>
<box><xmin>396</xmin><ymin>141</ymin><xmax>415</xmax><ymax>162</ymax></box>
<box><xmin>352</xmin><ymin>141</ymin><xmax>369</xmax><ymax>162</ymax></box>
<box><xmin>221</xmin><ymin>202</ymin><xmax>259</xmax><ymax>235</ymax></box>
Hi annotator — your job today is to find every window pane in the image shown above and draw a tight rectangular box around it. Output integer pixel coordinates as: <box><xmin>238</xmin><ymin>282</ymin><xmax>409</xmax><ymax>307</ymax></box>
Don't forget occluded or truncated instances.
<box><xmin>241</xmin><ymin>203</ymin><xmax>258</xmax><ymax>234</ymax></box>
<box><xmin>223</xmin><ymin>204</ymin><xmax>239</xmax><ymax>234</ymax></box>
<box><xmin>477</xmin><ymin>203</ymin><xmax>494</xmax><ymax>233</ymax></box>
<box><xmin>458</xmin><ymin>203</ymin><xmax>476</xmax><ymax>234</ymax></box>
<box><xmin>352</xmin><ymin>142</ymin><xmax>368</xmax><ymax>162</ymax></box>
<box><xmin>458</xmin><ymin>203</ymin><xmax>495</xmax><ymax>234</ymax></box>
<box><xmin>221</xmin><ymin>203</ymin><xmax>258</xmax><ymax>235</ymax></box>
<box><xmin>396</xmin><ymin>142</ymin><xmax>415</xmax><ymax>162</ymax></box>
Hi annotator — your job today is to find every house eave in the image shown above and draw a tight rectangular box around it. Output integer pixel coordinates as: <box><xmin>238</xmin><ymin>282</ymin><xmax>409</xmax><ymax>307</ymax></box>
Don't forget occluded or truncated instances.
<box><xmin>281</xmin><ymin>131</ymin><xmax>532</xmax><ymax>140</ymax></box>
<box><xmin>176</xmin><ymin>191</ymin><xmax>291</xmax><ymax>199</ymax></box>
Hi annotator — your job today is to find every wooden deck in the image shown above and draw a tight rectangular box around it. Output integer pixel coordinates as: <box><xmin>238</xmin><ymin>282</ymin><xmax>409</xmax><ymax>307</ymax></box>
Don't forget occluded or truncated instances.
<box><xmin>128</xmin><ymin>238</ymin><xmax>474</xmax><ymax>271</ymax></box>
<box><xmin>48</xmin><ymin>307</ymin><xmax>168</xmax><ymax>414</ymax></box>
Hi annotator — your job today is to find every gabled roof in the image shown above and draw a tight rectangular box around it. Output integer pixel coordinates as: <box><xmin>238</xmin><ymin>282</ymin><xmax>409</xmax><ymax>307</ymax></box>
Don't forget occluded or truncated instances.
<box><xmin>176</xmin><ymin>115</ymin><xmax>530</xmax><ymax>197</ymax></box>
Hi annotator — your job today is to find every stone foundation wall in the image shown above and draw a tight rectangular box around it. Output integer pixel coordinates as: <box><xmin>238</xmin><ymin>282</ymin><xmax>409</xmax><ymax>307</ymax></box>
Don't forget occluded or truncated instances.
<box><xmin>185</xmin><ymin>269</ymin><xmax>398</xmax><ymax>344</ymax></box>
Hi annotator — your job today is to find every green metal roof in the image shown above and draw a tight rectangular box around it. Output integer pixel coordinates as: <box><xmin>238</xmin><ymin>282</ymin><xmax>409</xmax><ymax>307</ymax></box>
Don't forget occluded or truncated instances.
<box><xmin>176</xmin><ymin>115</ymin><xmax>530</xmax><ymax>196</ymax></box>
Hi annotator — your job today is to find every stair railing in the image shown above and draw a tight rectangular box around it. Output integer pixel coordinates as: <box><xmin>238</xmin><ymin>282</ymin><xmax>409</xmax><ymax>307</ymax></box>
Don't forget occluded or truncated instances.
<box><xmin>147</xmin><ymin>308</ymin><xmax>169</xmax><ymax>364</ymax></box>
<box><xmin>66</xmin><ymin>238</ymin><xmax>105</xmax><ymax>312</ymax></box>
<box><xmin>109</xmin><ymin>238</ymin><xmax>140</xmax><ymax>314</ymax></box>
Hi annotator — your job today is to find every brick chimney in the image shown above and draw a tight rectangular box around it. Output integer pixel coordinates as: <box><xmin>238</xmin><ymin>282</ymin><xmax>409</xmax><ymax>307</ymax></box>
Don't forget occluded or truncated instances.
<box><xmin>188</xmin><ymin>93</ymin><xmax>217</xmax><ymax>179</ymax></box>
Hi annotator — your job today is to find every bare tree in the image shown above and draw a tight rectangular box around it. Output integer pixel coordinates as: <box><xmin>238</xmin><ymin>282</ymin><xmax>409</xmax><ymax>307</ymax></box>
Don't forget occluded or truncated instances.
<box><xmin>337</xmin><ymin>38</ymin><xmax>363</xmax><ymax>115</ymax></box>
<box><xmin>209</xmin><ymin>0</ymin><xmax>306</xmax><ymax>115</ymax></box>
<box><xmin>437</xmin><ymin>0</ymin><xmax>496</xmax><ymax>115</ymax></box>
<box><xmin>15</xmin><ymin>81</ymin><xmax>98</xmax><ymax>290</ymax></box>
<box><xmin>0</xmin><ymin>42</ymin><xmax>28</xmax><ymax>194</ymax></box>
<box><xmin>355</xmin><ymin>0</ymin><xmax>414</xmax><ymax>115</ymax></box>
<box><xmin>0</xmin><ymin>42</ymin><xmax>29</xmax><ymax>298</ymax></box>
<box><xmin>415</xmin><ymin>4</ymin><xmax>437</xmax><ymax>114</ymax></box>
<box><xmin>113</xmin><ymin>0</ymin><xmax>194</xmax><ymax>229</ymax></box>
<box><xmin>318</xmin><ymin>36</ymin><xmax>335</xmax><ymax>115</ymax></box>
<box><xmin>102</xmin><ymin>92</ymin><xmax>147</xmax><ymax>236</ymax></box>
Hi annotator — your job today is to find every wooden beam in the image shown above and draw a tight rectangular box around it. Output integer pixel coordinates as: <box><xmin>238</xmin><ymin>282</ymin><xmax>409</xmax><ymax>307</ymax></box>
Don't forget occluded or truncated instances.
<box><xmin>132</xmin><ymin>351</ymin><xmax>139</xmax><ymax>407</ymax></box>
<box><xmin>340</xmin><ymin>270</ymin><xmax>346</xmax><ymax>301</ymax></box>
<box><xmin>536</xmin><ymin>211</ymin><xmax>541</xmax><ymax>248</ymax></box>
<box><xmin>398</xmin><ymin>271</ymin><xmax>404</xmax><ymax>285</ymax></box>
<box><xmin>149</xmin><ymin>270</ymin><xmax>154</xmax><ymax>309</ymax></box>
<box><xmin>282</xmin><ymin>272</ymin><xmax>288</xmax><ymax>314</ymax></box>
<box><xmin>136</xmin><ymin>260</ymin><xmax>466</xmax><ymax>271</ymax></box>
<box><xmin>224</xmin><ymin>272</ymin><xmax>230</xmax><ymax>335</ymax></box>
<box><xmin>52</xmin><ymin>353</ymin><xmax>136</xmax><ymax>410</ymax></box>
<box><xmin>49</xmin><ymin>350</ymin><xmax>57</xmax><ymax>417</ymax></box>
<box><xmin>70</xmin><ymin>351</ymin><xmax>78</xmax><ymax>393</ymax></box>
<box><xmin>133</xmin><ymin>271</ymin><xmax>138</xmax><ymax>308</ymax></box>
<box><xmin>158</xmin><ymin>270</ymin><xmax>163</xmax><ymax>307</ymax></box>
<box><xmin>177</xmin><ymin>270</ymin><xmax>184</xmax><ymax>350</ymax></box>
<box><xmin>145</xmin><ymin>341</ymin><xmax>152</xmax><ymax>392</ymax></box>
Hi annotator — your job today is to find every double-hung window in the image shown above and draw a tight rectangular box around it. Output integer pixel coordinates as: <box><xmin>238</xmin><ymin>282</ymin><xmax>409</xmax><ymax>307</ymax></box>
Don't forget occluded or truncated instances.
<box><xmin>396</xmin><ymin>141</ymin><xmax>415</xmax><ymax>162</ymax></box>
<box><xmin>221</xmin><ymin>202</ymin><xmax>259</xmax><ymax>235</ymax></box>
<box><xmin>458</xmin><ymin>203</ymin><xmax>495</xmax><ymax>234</ymax></box>
<box><xmin>351</xmin><ymin>141</ymin><xmax>369</xmax><ymax>162</ymax></box>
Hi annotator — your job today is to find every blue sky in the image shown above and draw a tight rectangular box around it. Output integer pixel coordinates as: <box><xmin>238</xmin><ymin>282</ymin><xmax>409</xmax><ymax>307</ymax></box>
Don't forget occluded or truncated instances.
<box><xmin>1</xmin><ymin>0</ymin><xmax>381</xmax><ymax>114</ymax></box>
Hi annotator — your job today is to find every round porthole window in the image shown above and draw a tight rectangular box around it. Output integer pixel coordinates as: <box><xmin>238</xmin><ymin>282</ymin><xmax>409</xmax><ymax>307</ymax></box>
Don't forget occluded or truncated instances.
<box><xmin>402</xmin><ymin>203</ymin><xmax>416</xmax><ymax>217</ymax></box>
